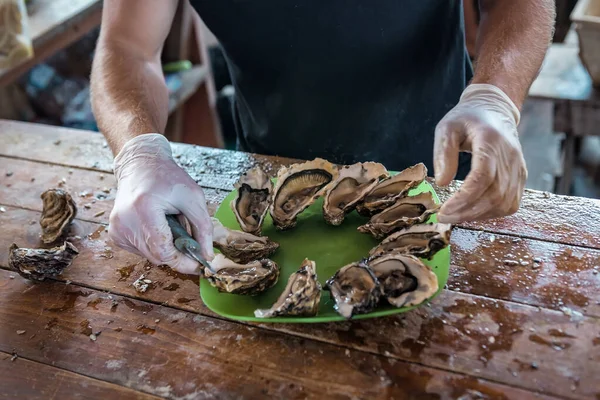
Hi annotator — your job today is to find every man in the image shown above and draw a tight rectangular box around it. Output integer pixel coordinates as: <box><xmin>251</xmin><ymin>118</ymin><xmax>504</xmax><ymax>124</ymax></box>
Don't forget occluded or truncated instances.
<box><xmin>91</xmin><ymin>0</ymin><xmax>555</xmax><ymax>274</ymax></box>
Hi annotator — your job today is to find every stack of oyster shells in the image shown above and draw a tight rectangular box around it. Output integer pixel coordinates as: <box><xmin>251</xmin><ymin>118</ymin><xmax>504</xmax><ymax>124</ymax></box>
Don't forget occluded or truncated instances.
<box><xmin>8</xmin><ymin>189</ymin><xmax>79</xmax><ymax>281</ymax></box>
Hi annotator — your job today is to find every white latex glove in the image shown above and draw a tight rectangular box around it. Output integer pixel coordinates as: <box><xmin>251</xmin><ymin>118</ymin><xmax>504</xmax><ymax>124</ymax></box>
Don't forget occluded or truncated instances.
<box><xmin>433</xmin><ymin>84</ymin><xmax>527</xmax><ymax>223</ymax></box>
<box><xmin>110</xmin><ymin>134</ymin><xmax>214</xmax><ymax>274</ymax></box>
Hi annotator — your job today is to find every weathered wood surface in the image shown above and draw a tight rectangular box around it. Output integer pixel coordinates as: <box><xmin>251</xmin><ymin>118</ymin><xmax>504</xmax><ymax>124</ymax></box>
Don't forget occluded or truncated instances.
<box><xmin>0</xmin><ymin>351</ymin><xmax>159</xmax><ymax>400</ymax></box>
<box><xmin>0</xmin><ymin>156</ymin><xmax>228</xmax><ymax>225</ymax></box>
<box><xmin>2</xmin><ymin>158</ymin><xmax>600</xmax><ymax>318</ymax></box>
<box><xmin>1</xmin><ymin>120</ymin><xmax>600</xmax><ymax>399</ymax></box>
<box><xmin>0</xmin><ymin>270</ymin><xmax>557</xmax><ymax>400</ymax></box>
<box><xmin>0</xmin><ymin>173</ymin><xmax>600</xmax><ymax>317</ymax></box>
<box><xmin>1</xmin><ymin>120</ymin><xmax>600</xmax><ymax>249</ymax></box>
<box><xmin>1</xmin><ymin>204</ymin><xmax>599</xmax><ymax>398</ymax></box>
<box><xmin>0</xmin><ymin>195</ymin><xmax>600</xmax><ymax>393</ymax></box>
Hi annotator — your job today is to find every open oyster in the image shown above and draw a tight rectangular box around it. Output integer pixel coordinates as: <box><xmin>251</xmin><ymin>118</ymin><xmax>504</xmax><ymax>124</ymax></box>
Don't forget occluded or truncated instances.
<box><xmin>204</xmin><ymin>254</ymin><xmax>280</xmax><ymax>295</ymax></box>
<box><xmin>356</xmin><ymin>163</ymin><xmax>427</xmax><ymax>217</ymax></box>
<box><xmin>325</xmin><ymin>261</ymin><xmax>382</xmax><ymax>319</ymax></box>
<box><xmin>230</xmin><ymin>166</ymin><xmax>273</xmax><ymax>235</ymax></box>
<box><xmin>369</xmin><ymin>223</ymin><xmax>452</xmax><ymax>259</ymax></box>
<box><xmin>367</xmin><ymin>253</ymin><xmax>438</xmax><ymax>308</ymax></box>
<box><xmin>270</xmin><ymin>158</ymin><xmax>338</xmax><ymax>230</ymax></box>
<box><xmin>8</xmin><ymin>241</ymin><xmax>79</xmax><ymax>282</ymax></box>
<box><xmin>254</xmin><ymin>258</ymin><xmax>321</xmax><ymax>318</ymax></box>
<box><xmin>39</xmin><ymin>189</ymin><xmax>77</xmax><ymax>244</ymax></box>
<box><xmin>322</xmin><ymin>162</ymin><xmax>389</xmax><ymax>225</ymax></box>
<box><xmin>212</xmin><ymin>218</ymin><xmax>279</xmax><ymax>264</ymax></box>
<box><xmin>358</xmin><ymin>192</ymin><xmax>439</xmax><ymax>239</ymax></box>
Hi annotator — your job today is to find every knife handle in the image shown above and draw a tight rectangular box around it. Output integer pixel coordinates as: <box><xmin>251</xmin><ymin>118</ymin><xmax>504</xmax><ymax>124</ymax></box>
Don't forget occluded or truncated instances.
<box><xmin>165</xmin><ymin>214</ymin><xmax>212</xmax><ymax>271</ymax></box>
<box><xmin>166</xmin><ymin>214</ymin><xmax>190</xmax><ymax>241</ymax></box>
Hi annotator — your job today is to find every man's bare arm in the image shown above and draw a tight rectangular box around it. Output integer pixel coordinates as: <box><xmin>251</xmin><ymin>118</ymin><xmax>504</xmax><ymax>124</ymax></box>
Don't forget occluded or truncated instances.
<box><xmin>90</xmin><ymin>0</ymin><xmax>178</xmax><ymax>155</ymax></box>
<box><xmin>471</xmin><ymin>0</ymin><xmax>555</xmax><ymax>109</ymax></box>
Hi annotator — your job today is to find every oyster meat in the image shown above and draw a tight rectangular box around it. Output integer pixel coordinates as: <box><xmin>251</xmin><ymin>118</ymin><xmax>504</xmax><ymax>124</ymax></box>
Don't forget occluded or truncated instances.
<box><xmin>204</xmin><ymin>254</ymin><xmax>280</xmax><ymax>295</ymax></box>
<box><xmin>8</xmin><ymin>241</ymin><xmax>79</xmax><ymax>282</ymax></box>
<box><xmin>369</xmin><ymin>223</ymin><xmax>452</xmax><ymax>259</ymax></box>
<box><xmin>358</xmin><ymin>192</ymin><xmax>439</xmax><ymax>239</ymax></box>
<box><xmin>322</xmin><ymin>162</ymin><xmax>389</xmax><ymax>225</ymax></box>
<box><xmin>270</xmin><ymin>158</ymin><xmax>338</xmax><ymax>230</ymax></box>
<box><xmin>212</xmin><ymin>218</ymin><xmax>279</xmax><ymax>264</ymax></box>
<box><xmin>325</xmin><ymin>261</ymin><xmax>382</xmax><ymax>319</ymax></box>
<box><xmin>367</xmin><ymin>253</ymin><xmax>438</xmax><ymax>308</ymax></box>
<box><xmin>356</xmin><ymin>163</ymin><xmax>427</xmax><ymax>216</ymax></box>
<box><xmin>230</xmin><ymin>166</ymin><xmax>273</xmax><ymax>235</ymax></box>
<box><xmin>39</xmin><ymin>189</ymin><xmax>77</xmax><ymax>244</ymax></box>
<box><xmin>254</xmin><ymin>258</ymin><xmax>321</xmax><ymax>318</ymax></box>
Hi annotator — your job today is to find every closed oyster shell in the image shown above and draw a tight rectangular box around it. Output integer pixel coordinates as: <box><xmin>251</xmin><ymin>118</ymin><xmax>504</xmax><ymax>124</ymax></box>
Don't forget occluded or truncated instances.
<box><xmin>356</xmin><ymin>163</ymin><xmax>427</xmax><ymax>217</ymax></box>
<box><xmin>230</xmin><ymin>167</ymin><xmax>273</xmax><ymax>235</ymax></box>
<box><xmin>204</xmin><ymin>254</ymin><xmax>279</xmax><ymax>295</ymax></box>
<box><xmin>39</xmin><ymin>189</ymin><xmax>77</xmax><ymax>244</ymax></box>
<box><xmin>254</xmin><ymin>258</ymin><xmax>321</xmax><ymax>318</ymax></box>
<box><xmin>323</xmin><ymin>162</ymin><xmax>389</xmax><ymax>226</ymax></box>
<box><xmin>212</xmin><ymin>218</ymin><xmax>279</xmax><ymax>264</ymax></box>
<box><xmin>369</xmin><ymin>223</ymin><xmax>452</xmax><ymax>260</ymax></box>
<box><xmin>8</xmin><ymin>241</ymin><xmax>79</xmax><ymax>282</ymax></box>
<box><xmin>269</xmin><ymin>158</ymin><xmax>338</xmax><ymax>230</ymax></box>
<box><xmin>358</xmin><ymin>192</ymin><xmax>439</xmax><ymax>239</ymax></box>
<box><xmin>325</xmin><ymin>261</ymin><xmax>382</xmax><ymax>319</ymax></box>
<box><xmin>367</xmin><ymin>253</ymin><xmax>438</xmax><ymax>308</ymax></box>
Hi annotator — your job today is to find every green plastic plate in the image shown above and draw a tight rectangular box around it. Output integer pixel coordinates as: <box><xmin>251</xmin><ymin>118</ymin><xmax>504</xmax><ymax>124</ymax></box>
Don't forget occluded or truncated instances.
<box><xmin>201</xmin><ymin>178</ymin><xmax>450</xmax><ymax>323</ymax></box>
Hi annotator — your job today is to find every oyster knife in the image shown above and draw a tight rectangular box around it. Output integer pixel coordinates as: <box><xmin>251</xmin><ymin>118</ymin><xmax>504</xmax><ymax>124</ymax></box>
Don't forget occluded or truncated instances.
<box><xmin>166</xmin><ymin>214</ymin><xmax>212</xmax><ymax>271</ymax></box>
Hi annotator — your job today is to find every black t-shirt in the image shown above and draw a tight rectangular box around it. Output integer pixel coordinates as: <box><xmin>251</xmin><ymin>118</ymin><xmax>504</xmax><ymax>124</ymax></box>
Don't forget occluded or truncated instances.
<box><xmin>190</xmin><ymin>0</ymin><xmax>473</xmax><ymax>178</ymax></box>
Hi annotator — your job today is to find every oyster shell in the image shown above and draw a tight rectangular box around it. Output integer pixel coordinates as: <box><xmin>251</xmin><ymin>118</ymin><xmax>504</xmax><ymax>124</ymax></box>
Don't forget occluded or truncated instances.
<box><xmin>369</xmin><ymin>223</ymin><xmax>452</xmax><ymax>260</ymax></box>
<box><xmin>270</xmin><ymin>158</ymin><xmax>338</xmax><ymax>230</ymax></box>
<box><xmin>8</xmin><ymin>241</ymin><xmax>79</xmax><ymax>282</ymax></box>
<box><xmin>325</xmin><ymin>261</ymin><xmax>382</xmax><ymax>319</ymax></box>
<box><xmin>367</xmin><ymin>253</ymin><xmax>438</xmax><ymax>308</ymax></box>
<box><xmin>230</xmin><ymin>166</ymin><xmax>273</xmax><ymax>235</ymax></box>
<box><xmin>356</xmin><ymin>163</ymin><xmax>427</xmax><ymax>216</ymax></box>
<box><xmin>39</xmin><ymin>189</ymin><xmax>77</xmax><ymax>244</ymax></box>
<box><xmin>254</xmin><ymin>258</ymin><xmax>321</xmax><ymax>318</ymax></box>
<box><xmin>358</xmin><ymin>192</ymin><xmax>439</xmax><ymax>239</ymax></box>
<box><xmin>322</xmin><ymin>162</ymin><xmax>389</xmax><ymax>225</ymax></box>
<box><xmin>204</xmin><ymin>254</ymin><xmax>280</xmax><ymax>295</ymax></box>
<box><xmin>212</xmin><ymin>218</ymin><xmax>279</xmax><ymax>264</ymax></box>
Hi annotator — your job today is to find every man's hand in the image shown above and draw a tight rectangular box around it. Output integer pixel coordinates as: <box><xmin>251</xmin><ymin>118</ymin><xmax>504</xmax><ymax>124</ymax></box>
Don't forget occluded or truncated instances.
<box><xmin>110</xmin><ymin>134</ymin><xmax>214</xmax><ymax>274</ymax></box>
<box><xmin>433</xmin><ymin>84</ymin><xmax>527</xmax><ymax>224</ymax></box>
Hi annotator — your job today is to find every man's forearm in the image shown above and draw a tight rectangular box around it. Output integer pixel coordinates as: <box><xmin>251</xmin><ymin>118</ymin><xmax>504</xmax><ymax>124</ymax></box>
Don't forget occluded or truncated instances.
<box><xmin>90</xmin><ymin>40</ymin><xmax>169</xmax><ymax>155</ymax></box>
<box><xmin>471</xmin><ymin>0</ymin><xmax>555</xmax><ymax>109</ymax></box>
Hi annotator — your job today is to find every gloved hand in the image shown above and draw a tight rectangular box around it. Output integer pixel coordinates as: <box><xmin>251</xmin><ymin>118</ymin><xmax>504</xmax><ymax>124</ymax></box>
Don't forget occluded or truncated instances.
<box><xmin>110</xmin><ymin>134</ymin><xmax>214</xmax><ymax>274</ymax></box>
<box><xmin>433</xmin><ymin>84</ymin><xmax>527</xmax><ymax>224</ymax></box>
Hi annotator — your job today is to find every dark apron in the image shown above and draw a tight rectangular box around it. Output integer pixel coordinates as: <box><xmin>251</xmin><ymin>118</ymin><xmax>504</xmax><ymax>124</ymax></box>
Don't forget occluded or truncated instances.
<box><xmin>190</xmin><ymin>0</ymin><xmax>473</xmax><ymax>178</ymax></box>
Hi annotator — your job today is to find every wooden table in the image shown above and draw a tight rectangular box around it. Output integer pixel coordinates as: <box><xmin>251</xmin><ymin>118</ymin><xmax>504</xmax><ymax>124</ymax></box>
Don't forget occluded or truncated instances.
<box><xmin>0</xmin><ymin>120</ymin><xmax>599</xmax><ymax>399</ymax></box>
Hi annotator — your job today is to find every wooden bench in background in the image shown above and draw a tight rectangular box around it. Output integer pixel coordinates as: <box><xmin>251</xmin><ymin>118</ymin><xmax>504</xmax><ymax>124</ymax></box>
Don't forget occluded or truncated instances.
<box><xmin>529</xmin><ymin>27</ymin><xmax>600</xmax><ymax>194</ymax></box>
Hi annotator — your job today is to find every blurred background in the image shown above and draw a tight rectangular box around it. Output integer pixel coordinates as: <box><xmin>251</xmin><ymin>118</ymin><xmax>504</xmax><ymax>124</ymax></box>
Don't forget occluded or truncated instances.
<box><xmin>0</xmin><ymin>0</ymin><xmax>598</xmax><ymax>199</ymax></box>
